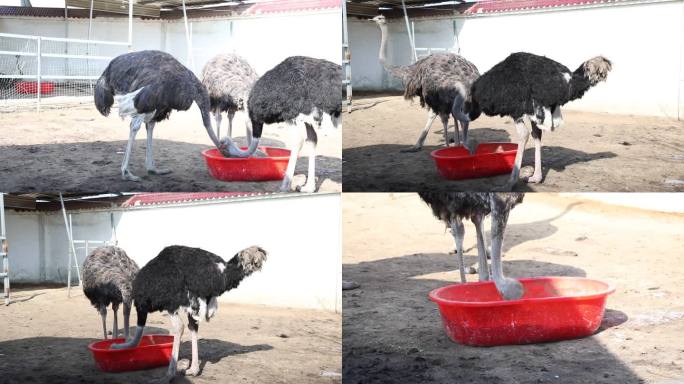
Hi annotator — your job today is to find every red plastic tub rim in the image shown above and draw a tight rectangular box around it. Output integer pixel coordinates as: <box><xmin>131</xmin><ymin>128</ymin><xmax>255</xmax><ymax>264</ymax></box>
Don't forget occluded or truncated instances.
<box><xmin>87</xmin><ymin>334</ymin><xmax>173</xmax><ymax>352</ymax></box>
<box><xmin>429</xmin><ymin>276</ymin><xmax>616</xmax><ymax>308</ymax></box>
<box><xmin>201</xmin><ymin>147</ymin><xmax>290</xmax><ymax>160</ymax></box>
<box><xmin>430</xmin><ymin>142</ymin><xmax>518</xmax><ymax>160</ymax></box>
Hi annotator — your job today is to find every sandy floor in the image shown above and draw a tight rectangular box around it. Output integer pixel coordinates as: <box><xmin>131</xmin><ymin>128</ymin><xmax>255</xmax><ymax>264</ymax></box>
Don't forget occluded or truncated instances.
<box><xmin>342</xmin><ymin>94</ymin><xmax>684</xmax><ymax>192</ymax></box>
<box><xmin>342</xmin><ymin>193</ymin><xmax>684</xmax><ymax>383</ymax></box>
<box><xmin>0</xmin><ymin>104</ymin><xmax>341</xmax><ymax>193</ymax></box>
<box><xmin>0</xmin><ymin>287</ymin><xmax>341</xmax><ymax>384</ymax></box>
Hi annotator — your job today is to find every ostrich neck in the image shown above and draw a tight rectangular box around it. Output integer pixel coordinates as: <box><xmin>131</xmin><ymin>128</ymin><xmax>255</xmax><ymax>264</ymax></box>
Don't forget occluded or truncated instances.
<box><xmin>376</xmin><ymin>23</ymin><xmax>409</xmax><ymax>82</ymax></box>
<box><xmin>567</xmin><ymin>66</ymin><xmax>594</xmax><ymax>102</ymax></box>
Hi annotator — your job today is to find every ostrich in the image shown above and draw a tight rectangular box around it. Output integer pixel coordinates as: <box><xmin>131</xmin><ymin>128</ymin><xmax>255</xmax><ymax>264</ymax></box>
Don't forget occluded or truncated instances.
<box><xmin>95</xmin><ymin>50</ymin><xmax>227</xmax><ymax>181</ymax></box>
<box><xmin>111</xmin><ymin>245</ymin><xmax>267</xmax><ymax>379</ymax></box>
<box><xmin>219</xmin><ymin>56</ymin><xmax>342</xmax><ymax>193</ymax></box>
<box><xmin>466</xmin><ymin>52</ymin><xmax>612</xmax><ymax>189</ymax></box>
<box><xmin>371</xmin><ymin>15</ymin><xmax>479</xmax><ymax>152</ymax></box>
<box><xmin>418</xmin><ymin>192</ymin><xmax>525</xmax><ymax>300</ymax></box>
<box><xmin>201</xmin><ymin>53</ymin><xmax>259</xmax><ymax>141</ymax></box>
<box><xmin>82</xmin><ymin>246</ymin><xmax>139</xmax><ymax>340</ymax></box>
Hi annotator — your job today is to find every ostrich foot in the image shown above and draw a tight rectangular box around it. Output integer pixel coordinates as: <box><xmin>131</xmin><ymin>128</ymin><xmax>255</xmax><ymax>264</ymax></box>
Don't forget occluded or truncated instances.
<box><xmin>122</xmin><ymin>170</ymin><xmax>141</xmax><ymax>182</ymax></box>
<box><xmin>525</xmin><ymin>172</ymin><xmax>543</xmax><ymax>183</ymax></box>
<box><xmin>147</xmin><ymin>167</ymin><xmax>172</xmax><ymax>175</ymax></box>
<box><xmin>400</xmin><ymin>146</ymin><xmax>421</xmax><ymax>153</ymax></box>
<box><xmin>184</xmin><ymin>364</ymin><xmax>200</xmax><ymax>377</ymax></box>
<box><xmin>342</xmin><ymin>280</ymin><xmax>360</xmax><ymax>290</ymax></box>
<box><xmin>296</xmin><ymin>182</ymin><xmax>316</xmax><ymax>193</ymax></box>
<box><xmin>496</xmin><ymin>277</ymin><xmax>524</xmax><ymax>300</ymax></box>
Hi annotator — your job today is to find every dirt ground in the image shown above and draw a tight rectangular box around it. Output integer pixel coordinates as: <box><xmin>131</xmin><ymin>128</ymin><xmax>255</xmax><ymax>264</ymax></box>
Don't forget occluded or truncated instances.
<box><xmin>342</xmin><ymin>94</ymin><xmax>684</xmax><ymax>192</ymax></box>
<box><xmin>0</xmin><ymin>286</ymin><xmax>341</xmax><ymax>384</ymax></box>
<box><xmin>342</xmin><ymin>193</ymin><xmax>684</xmax><ymax>383</ymax></box>
<box><xmin>0</xmin><ymin>104</ymin><xmax>341</xmax><ymax>193</ymax></box>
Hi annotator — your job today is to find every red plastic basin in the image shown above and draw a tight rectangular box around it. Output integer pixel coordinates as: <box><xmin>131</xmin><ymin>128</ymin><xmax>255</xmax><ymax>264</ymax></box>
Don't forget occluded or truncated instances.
<box><xmin>202</xmin><ymin>147</ymin><xmax>290</xmax><ymax>181</ymax></box>
<box><xmin>431</xmin><ymin>142</ymin><xmax>517</xmax><ymax>180</ymax></box>
<box><xmin>15</xmin><ymin>81</ymin><xmax>55</xmax><ymax>94</ymax></box>
<box><xmin>88</xmin><ymin>335</ymin><xmax>173</xmax><ymax>372</ymax></box>
<box><xmin>429</xmin><ymin>277</ymin><xmax>615</xmax><ymax>346</ymax></box>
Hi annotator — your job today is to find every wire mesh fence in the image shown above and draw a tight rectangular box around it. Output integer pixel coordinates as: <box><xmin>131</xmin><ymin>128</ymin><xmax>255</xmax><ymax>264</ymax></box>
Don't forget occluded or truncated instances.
<box><xmin>0</xmin><ymin>32</ymin><xmax>129</xmax><ymax>112</ymax></box>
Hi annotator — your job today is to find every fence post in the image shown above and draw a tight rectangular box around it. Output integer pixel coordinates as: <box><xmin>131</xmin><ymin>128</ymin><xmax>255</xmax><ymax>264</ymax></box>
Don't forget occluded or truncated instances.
<box><xmin>36</xmin><ymin>37</ymin><xmax>41</xmax><ymax>113</ymax></box>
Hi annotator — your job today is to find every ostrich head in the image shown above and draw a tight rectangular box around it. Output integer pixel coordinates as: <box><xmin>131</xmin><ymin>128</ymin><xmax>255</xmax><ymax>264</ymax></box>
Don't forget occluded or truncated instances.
<box><xmin>233</xmin><ymin>246</ymin><xmax>267</xmax><ymax>276</ymax></box>
<box><xmin>371</xmin><ymin>14</ymin><xmax>387</xmax><ymax>26</ymax></box>
<box><xmin>579</xmin><ymin>56</ymin><xmax>612</xmax><ymax>86</ymax></box>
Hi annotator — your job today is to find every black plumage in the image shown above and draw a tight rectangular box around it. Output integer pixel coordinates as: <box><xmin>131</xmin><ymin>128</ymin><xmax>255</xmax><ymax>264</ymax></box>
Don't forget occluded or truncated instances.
<box><xmin>465</xmin><ymin>52</ymin><xmax>612</xmax><ymax>188</ymax></box>
<box><xmin>94</xmin><ymin>50</ymin><xmax>222</xmax><ymax>180</ymax></box>
<box><xmin>247</xmin><ymin>56</ymin><xmax>341</xmax><ymax>139</ymax></box>
<box><xmin>419</xmin><ymin>192</ymin><xmax>525</xmax><ymax>300</ymax></box>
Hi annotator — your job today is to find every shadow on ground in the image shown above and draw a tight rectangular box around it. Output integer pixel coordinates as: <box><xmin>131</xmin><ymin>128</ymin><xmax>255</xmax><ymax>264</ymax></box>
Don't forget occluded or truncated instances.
<box><xmin>0</xmin><ymin>336</ymin><xmax>272</xmax><ymax>384</ymax></box>
<box><xmin>0</xmin><ymin>138</ymin><xmax>341</xmax><ymax>192</ymax></box>
<box><xmin>343</xmin><ymin>252</ymin><xmax>634</xmax><ymax>384</ymax></box>
<box><xmin>342</xmin><ymin>139</ymin><xmax>616</xmax><ymax>192</ymax></box>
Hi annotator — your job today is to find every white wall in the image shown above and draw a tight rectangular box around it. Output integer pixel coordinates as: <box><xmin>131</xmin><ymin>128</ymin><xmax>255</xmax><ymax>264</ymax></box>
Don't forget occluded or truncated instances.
<box><xmin>350</xmin><ymin>1</ymin><xmax>684</xmax><ymax>118</ymax></box>
<box><xmin>0</xmin><ymin>9</ymin><xmax>341</xmax><ymax>78</ymax></box>
<box><xmin>4</xmin><ymin>193</ymin><xmax>342</xmax><ymax>312</ymax></box>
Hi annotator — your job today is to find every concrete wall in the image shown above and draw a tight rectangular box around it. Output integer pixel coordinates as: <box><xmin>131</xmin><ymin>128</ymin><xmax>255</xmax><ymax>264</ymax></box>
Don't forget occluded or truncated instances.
<box><xmin>0</xmin><ymin>9</ymin><xmax>341</xmax><ymax>78</ymax></box>
<box><xmin>349</xmin><ymin>1</ymin><xmax>684</xmax><ymax>118</ymax></box>
<box><xmin>4</xmin><ymin>193</ymin><xmax>342</xmax><ymax>312</ymax></box>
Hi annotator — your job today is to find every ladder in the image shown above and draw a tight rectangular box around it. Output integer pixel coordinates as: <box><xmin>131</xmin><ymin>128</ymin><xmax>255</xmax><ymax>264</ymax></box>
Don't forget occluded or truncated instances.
<box><xmin>0</xmin><ymin>193</ymin><xmax>9</xmax><ymax>305</ymax></box>
<box><xmin>341</xmin><ymin>0</ymin><xmax>352</xmax><ymax>113</ymax></box>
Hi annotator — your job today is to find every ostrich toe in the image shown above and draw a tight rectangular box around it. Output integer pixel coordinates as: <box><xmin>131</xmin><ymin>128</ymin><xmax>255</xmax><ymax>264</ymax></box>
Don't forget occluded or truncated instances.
<box><xmin>147</xmin><ymin>168</ymin><xmax>172</xmax><ymax>175</ymax></box>
<box><xmin>297</xmin><ymin>182</ymin><xmax>317</xmax><ymax>193</ymax></box>
<box><xmin>185</xmin><ymin>364</ymin><xmax>200</xmax><ymax>377</ymax></box>
<box><xmin>400</xmin><ymin>146</ymin><xmax>422</xmax><ymax>153</ymax></box>
<box><xmin>122</xmin><ymin>170</ymin><xmax>141</xmax><ymax>182</ymax></box>
<box><xmin>496</xmin><ymin>277</ymin><xmax>524</xmax><ymax>301</ymax></box>
<box><xmin>526</xmin><ymin>173</ymin><xmax>543</xmax><ymax>183</ymax></box>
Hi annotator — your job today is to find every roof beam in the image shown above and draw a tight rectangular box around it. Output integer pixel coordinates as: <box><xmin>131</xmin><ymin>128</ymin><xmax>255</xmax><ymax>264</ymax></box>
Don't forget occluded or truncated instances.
<box><xmin>65</xmin><ymin>0</ymin><xmax>161</xmax><ymax>17</ymax></box>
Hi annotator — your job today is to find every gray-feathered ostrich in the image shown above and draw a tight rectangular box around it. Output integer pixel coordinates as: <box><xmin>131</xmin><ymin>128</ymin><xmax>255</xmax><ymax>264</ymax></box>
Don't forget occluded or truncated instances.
<box><xmin>201</xmin><ymin>53</ymin><xmax>259</xmax><ymax>140</ymax></box>
<box><xmin>419</xmin><ymin>192</ymin><xmax>525</xmax><ymax>300</ymax></box>
<box><xmin>95</xmin><ymin>50</ymin><xmax>226</xmax><ymax>181</ymax></box>
<box><xmin>111</xmin><ymin>245</ymin><xmax>267</xmax><ymax>379</ymax></box>
<box><xmin>466</xmin><ymin>52</ymin><xmax>612</xmax><ymax>189</ymax></box>
<box><xmin>82</xmin><ymin>246</ymin><xmax>139</xmax><ymax>340</ymax></box>
<box><xmin>218</xmin><ymin>56</ymin><xmax>341</xmax><ymax>192</ymax></box>
<box><xmin>371</xmin><ymin>15</ymin><xmax>479</xmax><ymax>152</ymax></box>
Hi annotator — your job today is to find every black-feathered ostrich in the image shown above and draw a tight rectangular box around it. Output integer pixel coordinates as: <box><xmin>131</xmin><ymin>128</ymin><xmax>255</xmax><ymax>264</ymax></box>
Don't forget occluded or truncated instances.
<box><xmin>419</xmin><ymin>192</ymin><xmax>525</xmax><ymax>300</ymax></box>
<box><xmin>82</xmin><ymin>246</ymin><xmax>139</xmax><ymax>340</ymax></box>
<box><xmin>201</xmin><ymin>53</ymin><xmax>259</xmax><ymax>141</ymax></box>
<box><xmin>111</xmin><ymin>245</ymin><xmax>267</xmax><ymax>379</ymax></box>
<box><xmin>95</xmin><ymin>50</ymin><xmax>226</xmax><ymax>181</ymax></box>
<box><xmin>218</xmin><ymin>56</ymin><xmax>342</xmax><ymax>192</ymax></box>
<box><xmin>371</xmin><ymin>15</ymin><xmax>480</xmax><ymax>152</ymax></box>
<box><xmin>466</xmin><ymin>52</ymin><xmax>612</xmax><ymax>189</ymax></box>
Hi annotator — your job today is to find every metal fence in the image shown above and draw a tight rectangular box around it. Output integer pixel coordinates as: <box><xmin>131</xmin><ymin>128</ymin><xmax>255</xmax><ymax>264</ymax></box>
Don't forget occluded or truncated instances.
<box><xmin>0</xmin><ymin>32</ymin><xmax>129</xmax><ymax>112</ymax></box>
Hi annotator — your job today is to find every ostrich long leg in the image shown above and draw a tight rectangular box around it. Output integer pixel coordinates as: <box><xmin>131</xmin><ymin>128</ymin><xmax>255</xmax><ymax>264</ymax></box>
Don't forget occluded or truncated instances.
<box><xmin>145</xmin><ymin>121</ymin><xmax>171</xmax><ymax>175</ymax></box>
<box><xmin>99</xmin><ymin>306</ymin><xmax>107</xmax><ymax>339</ymax></box>
<box><xmin>505</xmin><ymin>118</ymin><xmax>530</xmax><ymax>190</ymax></box>
<box><xmin>472</xmin><ymin>213</ymin><xmax>489</xmax><ymax>281</ymax></box>
<box><xmin>186</xmin><ymin>315</ymin><xmax>200</xmax><ymax>376</ymax></box>
<box><xmin>227</xmin><ymin>110</ymin><xmax>235</xmax><ymax>139</ymax></box>
<box><xmin>123</xmin><ymin>303</ymin><xmax>131</xmax><ymax>340</ymax></box>
<box><xmin>299</xmin><ymin>123</ymin><xmax>318</xmax><ymax>193</ymax></box>
<box><xmin>448</xmin><ymin>218</ymin><xmax>467</xmax><ymax>283</ymax></box>
<box><xmin>528</xmin><ymin>122</ymin><xmax>543</xmax><ymax>183</ymax></box>
<box><xmin>112</xmin><ymin>303</ymin><xmax>119</xmax><ymax>339</ymax></box>
<box><xmin>214</xmin><ymin>111</ymin><xmax>222</xmax><ymax>139</ymax></box>
<box><xmin>280</xmin><ymin>122</ymin><xmax>305</xmax><ymax>192</ymax></box>
<box><xmin>121</xmin><ymin>117</ymin><xmax>142</xmax><ymax>181</ymax></box>
<box><xmin>440</xmin><ymin>113</ymin><xmax>450</xmax><ymax>147</ymax></box>
<box><xmin>166</xmin><ymin>312</ymin><xmax>184</xmax><ymax>378</ymax></box>
<box><xmin>490</xmin><ymin>196</ymin><xmax>523</xmax><ymax>300</ymax></box>
<box><xmin>401</xmin><ymin>110</ymin><xmax>437</xmax><ymax>152</ymax></box>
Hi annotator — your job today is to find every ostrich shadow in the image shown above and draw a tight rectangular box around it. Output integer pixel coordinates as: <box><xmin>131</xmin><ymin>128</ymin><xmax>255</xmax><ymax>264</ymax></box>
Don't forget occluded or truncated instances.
<box><xmin>0</xmin><ymin>139</ymin><xmax>339</xmax><ymax>193</ymax></box>
<box><xmin>0</xmin><ymin>336</ymin><xmax>273</xmax><ymax>384</ymax></box>
<box><xmin>343</xmin><ymin>254</ymin><xmax>632</xmax><ymax>384</ymax></box>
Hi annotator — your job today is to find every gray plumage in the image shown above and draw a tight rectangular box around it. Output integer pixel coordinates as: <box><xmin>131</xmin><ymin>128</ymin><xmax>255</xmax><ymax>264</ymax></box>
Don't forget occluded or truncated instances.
<box><xmin>372</xmin><ymin>15</ymin><xmax>480</xmax><ymax>152</ymax></box>
<box><xmin>82</xmin><ymin>246</ymin><xmax>139</xmax><ymax>339</ymax></box>
<box><xmin>201</xmin><ymin>54</ymin><xmax>259</xmax><ymax>139</ymax></box>
<box><xmin>419</xmin><ymin>192</ymin><xmax>525</xmax><ymax>300</ymax></box>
